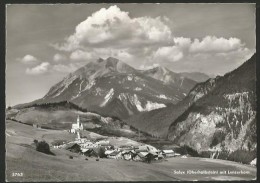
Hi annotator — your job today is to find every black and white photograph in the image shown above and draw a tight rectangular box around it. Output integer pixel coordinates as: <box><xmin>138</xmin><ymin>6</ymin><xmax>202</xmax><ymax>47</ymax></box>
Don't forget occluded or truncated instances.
<box><xmin>5</xmin><ymin>3</ymin><xmax>257</xmax><ymax>181</ymax></box>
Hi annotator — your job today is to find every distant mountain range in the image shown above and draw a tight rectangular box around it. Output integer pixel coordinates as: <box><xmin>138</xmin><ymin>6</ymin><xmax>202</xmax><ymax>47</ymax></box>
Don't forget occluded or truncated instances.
<box><xmin>15</xmin><ymin>57</ymin><xmax>201</xmax><ymax>119</ymax></box>
<box><xmin>140</xmin><ymin>66</ymin><xmax>197</xmax><ymax>93</ymax></box>
<box><xmin>178</xmin><ymin>72</ymin><xmax>210</xmax><ymax>83</ymax></box>
<box><xmin>9</xmin><ymin>54</ymin><xmax>256</xmax><ymax>155</ymax></box>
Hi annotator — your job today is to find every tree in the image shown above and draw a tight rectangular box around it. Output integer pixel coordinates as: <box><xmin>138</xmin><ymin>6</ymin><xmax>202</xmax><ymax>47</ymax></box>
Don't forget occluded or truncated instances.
<box><xmin>35</xmin><ymin>140</ymin><xmax>54</xmax><ymax>155</ymax></box>
<box><xmin>33</xmin><ymin>139</ymin><xmax>38</xmax><ymax>145</ymax></box>
<box><xmin>97</xmin><ymin>147</ymin><xmax>106</xmax><ymax>158</ymax></box>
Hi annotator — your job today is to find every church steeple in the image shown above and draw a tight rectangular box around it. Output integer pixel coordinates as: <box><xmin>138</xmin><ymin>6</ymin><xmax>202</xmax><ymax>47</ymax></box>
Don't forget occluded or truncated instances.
<box><xmin>77</xmin><ymin>115</ymin><xmax>80</xmax><ymax>125</ymax></box>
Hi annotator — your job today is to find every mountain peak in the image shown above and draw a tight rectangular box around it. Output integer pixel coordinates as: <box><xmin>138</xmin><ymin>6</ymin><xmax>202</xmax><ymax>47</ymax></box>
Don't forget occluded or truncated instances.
<box><xmin>71</xmin><ymin>57</ymin><xmax>136</xmax><ymax>80</ymax></box>
<box><xmin>145</xmin><ymin>65</ymin><xmax>171</xmax><ymax>76</ymax></box>
<box><xmin>105</xmin><ymin>57</ymin><xmax>120</xmax><ymax>69</ymax></box>
<box><xmin>154</xmin><ymin>65</ymin><xmax>169</xmax><ymax>73</ymax></box>
<box><xmin>96</xmin><ymin>57</ymin><xmax>105</xmax><ymax>63</ymax></box>
<box><xmin>106</xmin><ymin>56</ymin><xmax>119</xmax><ymax>62</ymax></box>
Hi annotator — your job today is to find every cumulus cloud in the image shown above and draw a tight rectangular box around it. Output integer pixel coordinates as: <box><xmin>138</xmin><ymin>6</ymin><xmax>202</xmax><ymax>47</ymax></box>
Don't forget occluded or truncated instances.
<box><xmin>49</xmin><ymin>5</ymin><xmax>253</xmax><ymax>76</ymax></box>
<box><xmin>53</xmin><ymin>5</ymin><xmax>172</xmax><ymax>51</ymax></box>
<box><xmin>70</xmin><ymin>50</ymin><xmax>93</xmax><ymax>61</ymax></box>
<box><xmin>174</xmin><ymin>37</ymin><xmax>192</xmax><ymax>48</ymax></box>
<box><xmin>148</xmin><ymin>36</ymin><xmax>248</xmax><ymax>64</ymax></box>
<box><xmin>53</xmin><ymin>53</ymin><xmax>67</xmax><ymax>62</ymax></box>
<box><xmin>18</xmin><ymin>54</ymin><xmax>38</xmax><ymax>64</ymax></box>
<box><xmin>189</xmin><ymin>36</ymin><xmax>244</xmax><ymax>53</ymax></box>
<box><xmin>52</xmin><ymin>63</ymin><xmax>78</xmax><ymax>73</ymax></box>
<box><xmin>26</xmin><ymin>62</ymin><xmax>50</xmax><ymax>75</ymax></box>
<box><xmin>69</xmin><ymin>48</ymin><xmax>133</xmax><ymax>62</ymax></box>
<box><xmin>152</xmin><ymin>46</ymin><xmax>183</xmax><ymax>62</ymax></box>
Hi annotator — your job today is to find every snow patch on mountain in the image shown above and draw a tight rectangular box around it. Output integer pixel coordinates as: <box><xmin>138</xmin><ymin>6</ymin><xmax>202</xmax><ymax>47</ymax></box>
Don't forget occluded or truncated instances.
<box><xmin>145</xmin><ymin>101</ymin><xmax>166</xmax><ymax>111</ymax></box>
<box><xmin>100</xmin><ymin>88</ymin><xmax>114</xmax><ymax>107</ymax></box>
<box><xmin>127</xmin><ymin>75</ymin><xmax>133</xmax><ymax>81</ymax></box>
<box><xmin>82</xmin><ymin>79</ymin><xmax>96</xmax><ymax>91</ymax></box>
<box><xmin>134</xmin><ymin>87</ymin><xmax>142</xmax><ymax>91</ymax></box>
<box><xmin>118</xmin><ymin>93</ymin><xmax>134</xmax><ymax>115</ymax></box>
<box><xmin>71</xmin><ymin>80</ymin><xmax>85</xmax><ymax>99</ymax></box>
<box><xmin>157</xmin><ymin>94</ymin><xmax>172</xmax><ymax>100</ymax></box>
<box><xmin>132</xmin><ymin>94</ymin><xmax>166</xmax><ymax>112</ymax></box>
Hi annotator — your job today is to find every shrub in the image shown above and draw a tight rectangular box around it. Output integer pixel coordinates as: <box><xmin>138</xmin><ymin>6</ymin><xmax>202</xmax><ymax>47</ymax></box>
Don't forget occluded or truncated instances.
<box><xmin>51</xmin><ymin>140</ymin><xmax>67</xmax><ymax>146</ymax></box>
<box><xmin>199</xmin><ymin>151</ymin><xmax>211</xmax><ymax>158</ymax></box>
<box><xmin>210</xmin><ymin>131</ymin><xmax>225</xmax><ymax>148</ymax></box>
<box><xmin>33</xmin><ymin>139</ymin><xmax>38</xmax><ymax>145</ymax></box>
<box><xmin>216</xmin><ymin>150</ymin><xmax>229</xmax><ymax>160</ymax></box>
<box><xmin>97</xmin><ymin>147</ymin><xmax>106</xmax><ymax>158</ymax></box>
<box><xmin>175</xmin><ymin>145</ymin><xmax>199</xmax><ymax>157</ymax></box>
<box><xmin>227</xmin><ymin>149</ymin><xmax>256</xmax><ymax>164</ymax></box>
<box><xmin>35</xmin><ymin>140</ymin><xmax>54</xmax><ymax>155</ymax></box>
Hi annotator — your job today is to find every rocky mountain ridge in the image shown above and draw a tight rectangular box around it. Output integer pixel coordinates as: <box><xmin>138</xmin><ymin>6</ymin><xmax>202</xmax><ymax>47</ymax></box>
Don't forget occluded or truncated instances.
<box><xmin>15</xmin><ymin>57</ymin><xmax>198</xmax><ymax>119</ymax></box>
<box><xmin>167</xmin><ymin>54</ymin><xmax>256</xmax><ymax>153</ymax></box>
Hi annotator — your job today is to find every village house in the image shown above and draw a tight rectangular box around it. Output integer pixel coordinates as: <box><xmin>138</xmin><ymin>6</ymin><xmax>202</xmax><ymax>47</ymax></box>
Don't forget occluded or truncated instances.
<box><xmin>82</xmin><ymin>148</ymin><xmax>99</xmax><ymax>157</ymax></box>
<box><xmin>96</xmin><ymin>140</ymin><xmax>110</xmax><ymax>146</ymax></box>
<box><xmin>135</xmin><ymin>145</ymin><xmax>149</xmax><ymax>153</ymax></box>
<box><xmin>121</xmin><ymin>150</ymin><xmax>136</xmax><ymax>160</ymax></box>
<box><xmin>106</xmin><ymin>151</ymin><xmax>122</xmax><ymax>159</ymax></box>
<box><xmin>133</xmin><ymin>152</ymin><xmax>146</xmax><ymax>161</ymax></box>
<box><xmin>162</xmin><ymin>150</ymin><xmax>175</xmax><ymax>157</ymax></box>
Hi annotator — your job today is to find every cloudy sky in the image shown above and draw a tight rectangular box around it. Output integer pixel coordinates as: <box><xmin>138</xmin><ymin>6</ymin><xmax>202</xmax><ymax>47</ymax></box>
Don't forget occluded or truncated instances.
<box><xmin>6</xmin><ymin>3</ymin><xmax>255</xmax><ymax>106</ymax></box>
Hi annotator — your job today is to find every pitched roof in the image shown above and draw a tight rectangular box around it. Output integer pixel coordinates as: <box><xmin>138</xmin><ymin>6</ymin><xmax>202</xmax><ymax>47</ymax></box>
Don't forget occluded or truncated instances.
<box><xmin>108</xmin><ymin>151</ymin><xmax>120</xmax><ymax>156</ymax></box>
<box><xmin>138</xmin><ymin>152</ymin><xmax>148</xmax><ymax>157</ymax></box>
<box><xmin>162</xmin><ymin>150</ymin><xmax>174</xmax><ymax>154</ymax></box>
<box><xmin>82</xmin><ymin>148</ymin><xmax>90</xmax><ymax>153</ymax></box>
<box><xmin>148</xmin><ymin>152</ymin><xmax>158</xmax><ymax>156</ymax></box>
<box><xmin>158</xmin><ymin>154</ymin><xmax>164</xmax><ymax>158</ymax></box>
<box><xmin>65</xmin><ymin>143</ymin><xmax>79</xmax><ymax>149</ymax></box>
<box><xmin>138</xmin><ymin>146</ymin><xmax>148</xmax><ymax>151</ymax></box>
<box><xmin>105</xmin><ymin>150</ymin><xmax>115</xmax><ymax>155</ymax></box>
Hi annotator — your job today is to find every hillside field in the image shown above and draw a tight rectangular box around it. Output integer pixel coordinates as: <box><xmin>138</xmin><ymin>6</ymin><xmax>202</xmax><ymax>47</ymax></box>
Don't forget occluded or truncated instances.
<box><xmin>6</xmin><ymin>120</ymin><xmax>256</xmax><ymax>181</ymax></box>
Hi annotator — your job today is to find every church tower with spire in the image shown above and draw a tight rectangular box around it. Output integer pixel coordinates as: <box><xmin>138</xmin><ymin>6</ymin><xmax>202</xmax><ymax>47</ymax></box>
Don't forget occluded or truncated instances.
<box><xmin>71</xmin><ymin>115</ymin><xmax>83</xmax><ymax>133</ymax></box>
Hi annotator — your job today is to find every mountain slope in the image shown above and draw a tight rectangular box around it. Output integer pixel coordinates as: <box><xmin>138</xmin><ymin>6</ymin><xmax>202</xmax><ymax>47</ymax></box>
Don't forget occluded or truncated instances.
<box><xmin>167</xmin><ymin>54</ymin><xmax>256</xmax><ymax>153</ymax></box>
<box><xmin>179</xmin><ymin>72</ymin><xmax>210</xmax><ymax>83</ymax></box>
<box><xmin>15</xmin><ymin>57</ymin><xmax>188</xmax><ymax>119</ymax></box>
<box><xmin>126</xmin><ymin>76</ymin><xmax>218</xmax><ymax>138</ymax></box>
<box><xmin>6</xmin><ymin>101</ymin><xmax>148</xmax><ymax>138</ymax></box>
<box><xmin>141</xmin><ymin>66</ymin><xmax>197</xmax><ymax>94</ymax></box>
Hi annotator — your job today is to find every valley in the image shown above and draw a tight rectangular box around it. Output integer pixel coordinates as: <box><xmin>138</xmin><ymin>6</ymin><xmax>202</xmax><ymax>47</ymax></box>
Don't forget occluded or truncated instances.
<box><xmin>6</xmin><ymin>120</ymin><xmax>256</xmax><ymax>182</ymax></box>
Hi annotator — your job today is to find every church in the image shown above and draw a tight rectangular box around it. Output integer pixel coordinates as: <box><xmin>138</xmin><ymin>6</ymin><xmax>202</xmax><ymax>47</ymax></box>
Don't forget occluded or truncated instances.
<box><xmin>70</xmin><ymin>115</ymin><xmax>83</xmax><ymax>133</ymax></box>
